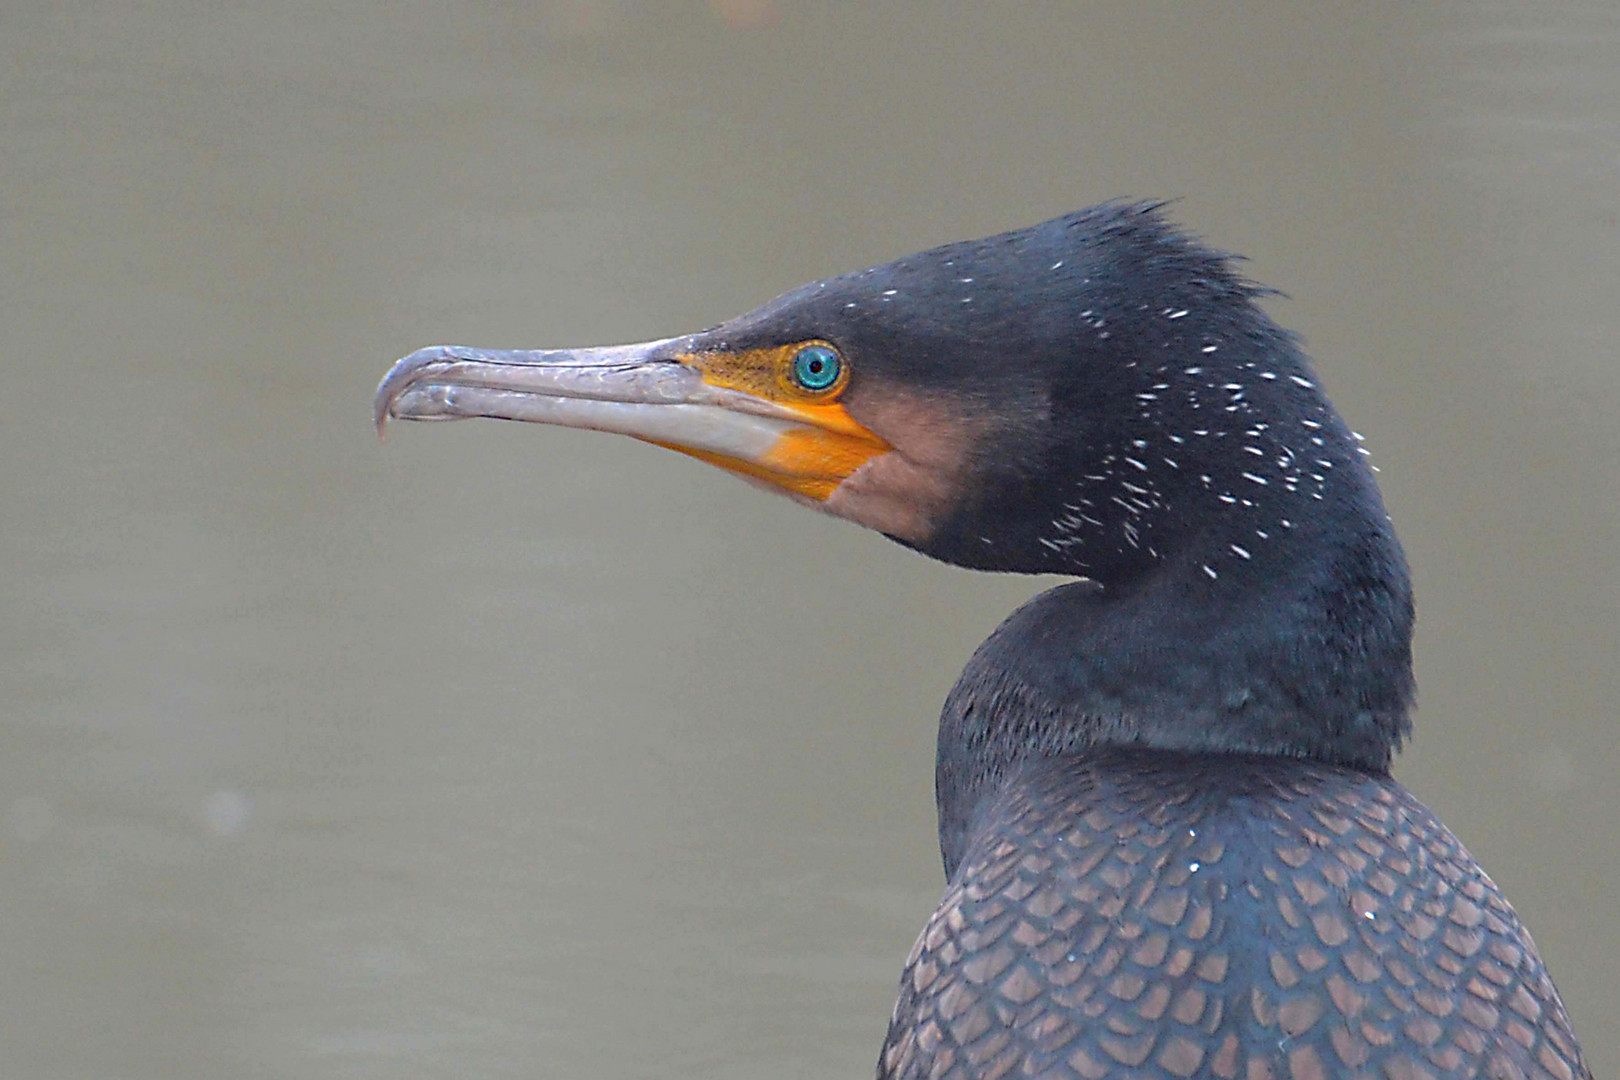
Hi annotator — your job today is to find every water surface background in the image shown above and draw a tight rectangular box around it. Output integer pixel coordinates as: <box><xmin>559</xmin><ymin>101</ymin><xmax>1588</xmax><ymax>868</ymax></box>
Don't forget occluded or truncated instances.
<box><xmin>5</xmin><ymin>3</ymin><xmax>1617</xmax><ymax>1077</ymax></box>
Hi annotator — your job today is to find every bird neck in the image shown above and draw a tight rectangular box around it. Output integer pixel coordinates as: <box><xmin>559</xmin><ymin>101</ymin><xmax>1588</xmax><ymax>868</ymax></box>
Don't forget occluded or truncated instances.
<box><xmin>932</xmin><ymin>496</ymin><xmax>1414</xmax><ymax>878</ymax></box>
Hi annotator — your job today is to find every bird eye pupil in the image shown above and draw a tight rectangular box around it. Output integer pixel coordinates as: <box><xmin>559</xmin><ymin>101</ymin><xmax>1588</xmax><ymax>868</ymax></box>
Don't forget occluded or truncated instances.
<box><xmin>792</xmin><ymin>345</ymin><xmax>841</xmax><ymax>391</ymax></box>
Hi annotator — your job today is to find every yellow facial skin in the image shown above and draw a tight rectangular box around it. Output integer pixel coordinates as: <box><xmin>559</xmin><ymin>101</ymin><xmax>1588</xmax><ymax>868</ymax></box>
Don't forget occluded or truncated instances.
<box><xmin>663</xmin><ymin>341</ymin><xmax>891</xmax><ymax>501</ymax></box>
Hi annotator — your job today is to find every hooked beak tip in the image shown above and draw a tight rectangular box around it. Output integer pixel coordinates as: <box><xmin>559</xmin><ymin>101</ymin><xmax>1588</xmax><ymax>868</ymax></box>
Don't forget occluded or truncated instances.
<box><xmin>374</xmin><ymin>345</ymin><xmax>455</xmax><ymax>438</ymax></box>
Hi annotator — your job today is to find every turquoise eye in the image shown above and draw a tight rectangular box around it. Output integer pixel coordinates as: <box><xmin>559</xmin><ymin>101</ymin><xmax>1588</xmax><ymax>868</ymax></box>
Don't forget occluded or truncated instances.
<box><xmin>791</xmin><ymin>344</ymin><xmax>842</xmax><ymax>392</ymax></box>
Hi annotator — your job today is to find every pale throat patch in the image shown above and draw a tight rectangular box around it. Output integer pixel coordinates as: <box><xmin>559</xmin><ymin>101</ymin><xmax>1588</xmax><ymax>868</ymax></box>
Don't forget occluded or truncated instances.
<box><xmin>821</xmin><ymin>389</ymin><xmax>981</xmax><ymax>543</ymax></box>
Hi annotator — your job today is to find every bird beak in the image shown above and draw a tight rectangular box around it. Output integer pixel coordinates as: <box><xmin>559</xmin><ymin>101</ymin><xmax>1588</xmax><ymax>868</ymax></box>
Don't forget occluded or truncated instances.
<box><xmin>374</xmin><ymin>341</ymin><xmax>890</xmax><ymax>502</ymax></box>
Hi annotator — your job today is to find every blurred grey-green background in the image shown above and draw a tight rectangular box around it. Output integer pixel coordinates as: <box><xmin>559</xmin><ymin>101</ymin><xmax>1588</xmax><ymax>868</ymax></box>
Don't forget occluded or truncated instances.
<box><xmin>4</xmin><ymin>3</ymin><xmax>1616</xmax><ymax>1077</ymax></box>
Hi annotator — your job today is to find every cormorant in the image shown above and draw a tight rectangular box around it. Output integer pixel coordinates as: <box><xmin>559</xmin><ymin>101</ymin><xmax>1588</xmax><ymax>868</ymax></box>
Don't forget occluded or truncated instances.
<box><xmin>375</xmin><ymin>203</ymin><xmax>1588</xmax><ymax>1080</ymax></box>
